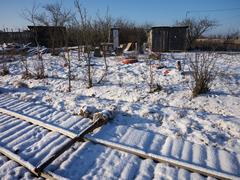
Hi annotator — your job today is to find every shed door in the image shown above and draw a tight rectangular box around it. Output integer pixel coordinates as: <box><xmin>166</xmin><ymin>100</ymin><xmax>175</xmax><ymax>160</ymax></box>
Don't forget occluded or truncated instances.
<box><xmin>159</xmin><ymin>30</ymin><xmax>169</xmax><ymax>52</ymax></box>
<box><xmin>152</xmin><ymin>29</ymin><xmax>169</xmax><ymax>52</ymax></box>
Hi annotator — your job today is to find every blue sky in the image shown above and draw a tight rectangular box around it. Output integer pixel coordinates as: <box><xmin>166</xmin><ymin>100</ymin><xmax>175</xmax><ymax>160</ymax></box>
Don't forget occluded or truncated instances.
<box><xmin>0</xmin><ymin>0</ymin><xmax>240</xmax><ymax>35</ymax></box>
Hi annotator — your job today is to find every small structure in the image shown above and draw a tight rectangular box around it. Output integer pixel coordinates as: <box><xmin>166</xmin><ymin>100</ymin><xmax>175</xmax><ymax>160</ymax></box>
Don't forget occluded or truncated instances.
<box><xmin>94</xmin><ymin>47</ymin><xmax>102</xmax><ymax>57</ymax></box>
<box><xmin>28</xmin><ymin>26</ymin><xmax>66</xmax><ymax>48</ymax></box>
<box><xmin>148</xmin><ymin>26</ymin><xmax>188</xmax><ymax>52</ymax></box>
<box><xmin>100</xmin><ymin>43</ymin><xmax>114</xmax><ymax>56</ymax></box>
<box><xmin>111</xmin><ymin>27</ymin><xmax>119</xmax><ymax>50</ymax></box>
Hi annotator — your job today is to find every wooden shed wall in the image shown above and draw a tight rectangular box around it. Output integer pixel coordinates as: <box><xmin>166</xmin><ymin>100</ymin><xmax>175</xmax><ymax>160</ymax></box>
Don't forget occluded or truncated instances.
<box><xmin>152</xmin><ymin>28</ymin><xmax>170</xmax><ymax>52</ymax></box>
<box><xmin>28</xmin><ymin>26</ymin><xmax>66</xmax><ymax>48</ymax></box>
<box><xmin>169</xmin><ymin>27</ymin><xmax>186</xmax><ymax>51</ymax></box>
<box><xmin>149</xmin><ymin>27</ymin><xmax>187</xmax><ymax>52</ymax></box>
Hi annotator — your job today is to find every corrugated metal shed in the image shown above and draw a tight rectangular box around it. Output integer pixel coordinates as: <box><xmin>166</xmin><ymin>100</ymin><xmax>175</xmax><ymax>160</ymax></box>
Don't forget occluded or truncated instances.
<box><xmin>148</xmin><ymin>26</ymin><xmax>188</xmax><ymax>52</ymax></box>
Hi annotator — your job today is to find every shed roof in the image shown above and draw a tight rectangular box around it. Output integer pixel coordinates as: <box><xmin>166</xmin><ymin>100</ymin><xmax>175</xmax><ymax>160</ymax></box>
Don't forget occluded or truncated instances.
<box><xmin>151</xmin><ymin>26</ymin><xmax>188</xmax><ymax>29</ymax></box>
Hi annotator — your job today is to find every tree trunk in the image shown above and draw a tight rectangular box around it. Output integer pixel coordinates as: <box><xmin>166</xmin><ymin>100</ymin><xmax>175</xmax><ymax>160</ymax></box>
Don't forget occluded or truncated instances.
<box><xmin>68</xmin><ymin>50</ymin><xmax>71</xmax><ymax>92</ymax></box>
<box><xmin>87</xmin><ymin>52</ymin><xmax>92</xmax><ymax>88</ymax></box>
<box><xmin>78</xmin><ymin>45</ymin><xmax>81</xmax><ymax>61</ymax></box>
<box><xmin>103</xmin><ymin>50</ymin><xmax>108</xmax><ymax>72</ymax></box>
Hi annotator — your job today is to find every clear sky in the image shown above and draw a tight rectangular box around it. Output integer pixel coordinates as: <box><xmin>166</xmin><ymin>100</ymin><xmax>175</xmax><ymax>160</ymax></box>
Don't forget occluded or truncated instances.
<box><xmin>0</xmin><ymin>0</ymin><xmax>240</xmax><ymax>35</ymax></box>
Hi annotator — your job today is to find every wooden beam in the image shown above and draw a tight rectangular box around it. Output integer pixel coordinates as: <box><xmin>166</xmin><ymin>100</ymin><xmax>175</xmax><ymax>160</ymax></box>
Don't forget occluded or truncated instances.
<box><xmin>1</xmin><ymin>107</ymin><xmax>238</xmax><ymax>179</ymax></box>
<box><xmin>85</xmin><ymin>136</ymin><xmax>239</xmax><ymax>180</ymax></box>
<box><xmin>0</xmin><ymin>108</ymin><xmax>77</xmax><ymax>139</ymax></box>
<box><xmin>0</xmin><ymin>107</ymin><xmax>107</xmax><ymax>175</ymax></box>
<box><xmin>35</xmin><ymin>119</ymin><xmax>106</xmax><ymax>173</ymax></box>
<box><xmin>0</xmin><ymin>147</ymin><xmax>58</xmax><ymax>179</ymax></box>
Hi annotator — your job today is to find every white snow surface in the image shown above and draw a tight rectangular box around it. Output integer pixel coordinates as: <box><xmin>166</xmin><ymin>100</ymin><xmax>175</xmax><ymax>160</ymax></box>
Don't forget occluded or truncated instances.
<box><xmin>46</xmin><ymin>142</ymin><xmax>216</xmax><ymax>180</ymax></box>
<box><xmin>0</xmin><ymin>153</ymin><xmax>40</xmax><ymax>179</ymax></box>
<box><xmin>0</xmin><ymin>51</ymin><xmax>240</xmax><ymax>178</ymax></box>
<box><xmin>86</xmin><ymin>124</ymin><xmax>240</xmax><ymax>178</ymax></box>
<box><xmin>1</xmin><ymin>52</ymin><xmax>240</xmax><ymax>153</ymax></box>
<box><xmin>0</xmin><ymin>104</ymin><xmax>212</xmax><ymax>180</ymax></box>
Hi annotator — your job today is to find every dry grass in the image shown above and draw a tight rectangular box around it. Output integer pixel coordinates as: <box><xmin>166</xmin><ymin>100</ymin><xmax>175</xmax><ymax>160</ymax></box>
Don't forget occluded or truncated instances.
<box><xmin>13</xmin><ymin>81</ymin><xmax>29</xmax><ymax>88</ymax></box>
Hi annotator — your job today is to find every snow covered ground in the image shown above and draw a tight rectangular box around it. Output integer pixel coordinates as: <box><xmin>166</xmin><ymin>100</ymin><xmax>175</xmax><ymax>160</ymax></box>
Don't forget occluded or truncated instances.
<box><xmin>0</xmin><ymin>93</ymin><xmax>239</xmax><ymax>179</ymax></box>
<box><xmin>0</xmin><ymin>51</ymin><xmax>240</xmax><ymax>178</ymax></box>
<box><xmin>0</xmin><ymin>153</ymin><xmax>39</xmax><ymax>179</ymax></box>
<box><xmin>46</xmin><ymin>142</ymin><xmax>217</xmax><ymax>180</ymax></box>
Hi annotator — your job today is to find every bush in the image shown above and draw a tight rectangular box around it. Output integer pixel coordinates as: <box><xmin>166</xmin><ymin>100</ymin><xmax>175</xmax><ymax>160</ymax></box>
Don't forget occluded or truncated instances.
<box><xmin>22</xmin><ymin>72</ymin><xmax>33</xmax><ymax>79</ymax></box>
<box><xmin>189</xmin><ymin>52</ymin><xmax>218</xmax><ymax>97</ymax></box>
<box><xmin>33</xmin><ymin>60</ymin><xmax>45</xmax><ymax>79</ymax></box>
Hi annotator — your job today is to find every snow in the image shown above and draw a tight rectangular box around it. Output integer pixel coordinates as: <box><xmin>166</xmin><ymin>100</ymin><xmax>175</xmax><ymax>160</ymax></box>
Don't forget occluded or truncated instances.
<box><xmin>0</xmin><ymin>153</ymin><xmax>39</xmax><ymax>179</ymax></box>
<box><xmin>0</xmin><ymin>51</ymin><xmax>240</xmax><ymax>178</ymax></box>
<box><xmin>85</xmin><ymin>124</ymin><xmax>240</xmax><ymax>178</ymax></box>
<box><xmin>45</xmin><ymin>142</ymin><xmax>214</xmax><ymax>179</ymax></box>
<box><xmin>2</xmin><ymin>94</ymin><xmax>236</xmax><ymax>178</ymax></box>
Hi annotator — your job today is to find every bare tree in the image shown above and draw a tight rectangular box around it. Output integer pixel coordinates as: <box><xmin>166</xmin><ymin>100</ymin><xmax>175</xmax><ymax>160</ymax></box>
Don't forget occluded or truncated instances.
<box><xmin>34</xmin><ymin>1</ymin><xmax>73</xmax><ymax>55</ymax></box>
<box><xmin>23</xmin><ymin>2</ymin><xmax>74</xmax><ymax>79</ymax></box>
<box><xmin>188</xmin><ymin>52</ymin><xmax>218</xmax><ymax>97</ymax></box>
<box><xmin>95</xmin><ymin>7</ymin><xmax>113</xmax><ymax>44</ymax></box>
<box><xmin>75</xmin><ymin>0</ymin><xmax>94</xmax><ymax>88</ymax></box>
<box><xmin>20</xmin><ymin>51</ymin><xmax>33</xmax><ymax>79</ymax></box>
<box><xmin>22</xmin><ymin>4</ymin><xmax>45</xmax><ymax>79</ymax></box>
<box><xmin>61</xmin><ymin>26</ymin><xmax>73</xmax><ymax>92</ymax></box>
<box><xmin>69</xmin><ymin>24</ymin><xmax>82</xmax><ymax>61</ymax></box>
<box><xmin>148</xmin><ymin>59</ymin><xmax>154</xmax><ymax>92</ymax></box>
<box><xmin>145</xmin><ymin>58</ymin><xmax>162</xmax><ymax>93</ymax></box>
<box><xmin>35</xmin><ymin>2</ymin><xmax>73</xmax><ymax>26</ymax></box>
<box><xmin>0</xmin><ymin>37</ymin><xmax>9</xmax><ymax>76</ymax></box>
<box><xmin>226</xmin><ymin>29</ymin><xmax>239</xmax><ymax>39</ymax></box>
<box><xmin>0</xmin><ymin>43</ymin><xmax>9</xmax><ymax>76</ymax></box>
<box><xmin>34</xmin><ymin>1</ymin><xmax>74</xmax><ymax>91</ymax></box>
<box><xmin>95</xmin><ymin>8</ymin><xmax>114</xmax><ymax>84</ymax></box>
<box><xmin>176</xmin><ymin>17</ymin><xmax>217</xmax><ymax>49</ymax></box>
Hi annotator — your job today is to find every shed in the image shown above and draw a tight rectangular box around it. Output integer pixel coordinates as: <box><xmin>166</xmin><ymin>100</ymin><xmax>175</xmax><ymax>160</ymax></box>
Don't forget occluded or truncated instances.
<box><xmin>28</xmin><ymin>26</ymin><xmax>66</xmax><ymax>48</ymax></box>
<box><xmin>148</xmin><ymin>26</ymin><xmax>188</xmax><ymax>52</ymax></box>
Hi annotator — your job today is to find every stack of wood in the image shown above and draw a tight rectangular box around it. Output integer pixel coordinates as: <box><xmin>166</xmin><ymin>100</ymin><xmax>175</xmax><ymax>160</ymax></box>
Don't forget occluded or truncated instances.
<box><xmin>79</xmin><ymin>105</ymin><xmax>116</xmax><ymax>124</ymax></box>
<box><xmin>92</xmin><ymin>110</ymin><xmax>114</xmax><ymax>125</ymax></box>
<box><xmin>79</xmin><ymin>105</ymin><xmax>116</xmax><ymax>127</ymax></box>
<box><xmin>79</xmin><ymin>105</ymin><xmax>97</xmax><ymax>118</ymax></box>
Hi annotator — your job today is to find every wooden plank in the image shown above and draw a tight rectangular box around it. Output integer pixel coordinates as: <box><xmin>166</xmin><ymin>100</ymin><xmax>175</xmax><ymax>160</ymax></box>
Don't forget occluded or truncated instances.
<box><xmin>0</xmin><ymin>107</ymin><xmax>106</xmax><ymax>175</ymax></box>
<box><xmin>0</xmin><ymin>108</ymin><xmax>77</xmax><ymax>139</ymax></box>
<box><xmin>35</xmin><ymin>119</ymin><xmax>105</xmax><ymax>173</ymax></box>
<box><xmin>1</xmin><ymin>106</ymin><xmax>238</xmax><ymax>179</ymax></box>
<box><xmin>0</xmin><ymin>146</ymin><xmax>58</xmax><ymax>179</ymax></box>
<box><xmin>85</xmin><ymin>136</ymin><xmax>239</xmax><ymax>180</ymax></box>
